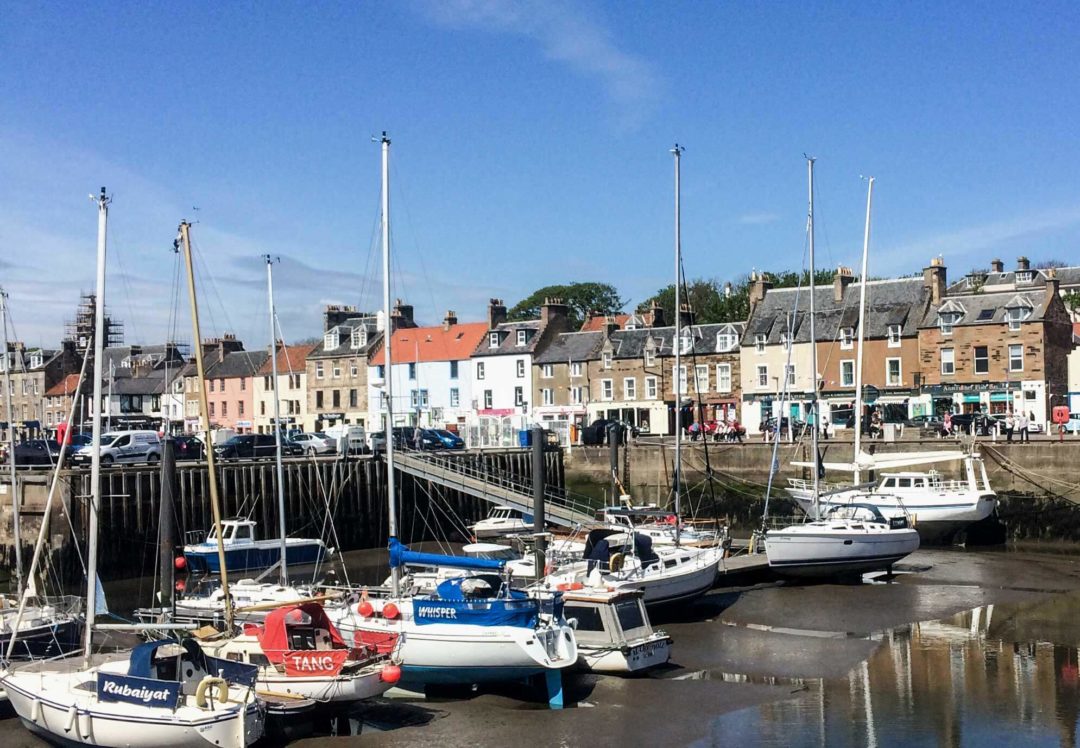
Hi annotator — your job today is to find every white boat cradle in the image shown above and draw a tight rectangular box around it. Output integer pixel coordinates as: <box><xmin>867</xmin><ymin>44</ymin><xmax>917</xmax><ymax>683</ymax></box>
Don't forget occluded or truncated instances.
<box><xmin>544</xmin><ymin>528</ymin><xmax>721</xmax><ymax>608</ymax></box>
<box><xmin>1</xmin><ymin>640</ymin><xmax>264</xmax><ymax>748</ymax></box>
<box><xmin>786</xmin><ymin>450</ymin><xmax>997</xmax><ymax>542</ymax></box>
<box><xmin>471</xmin><ymin>505</ymin><xmax>533</xmax><ymax>539</ymax></box>
<box><xmin>559</xmin><ymin>587</ymin><xmax>671</xmax><ymax>674</ymax></box>
<box><xmin>765</xmin><ymin>503</ymin><xmax>921</xmax><ymax>577</ymax></box>
<box><xmin>199</xmin><ymin>602</ymin><xmax>400</xmax><ymax>704</ymax></box>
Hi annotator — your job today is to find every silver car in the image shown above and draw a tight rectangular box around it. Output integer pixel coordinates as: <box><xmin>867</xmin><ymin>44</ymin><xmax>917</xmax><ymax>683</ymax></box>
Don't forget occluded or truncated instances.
<box><xmin>288</xmin><ymin>432</ymin><xmax>335</xmax><ymax>455</ymax></box>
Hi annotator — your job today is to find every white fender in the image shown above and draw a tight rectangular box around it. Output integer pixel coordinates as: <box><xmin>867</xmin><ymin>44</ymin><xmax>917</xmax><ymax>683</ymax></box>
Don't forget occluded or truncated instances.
<box><xmin>30</xmin><ymin>697</ymin><xmax>43</xmax><ymax>724</ymax></box>
<box><xmin>64</xmin><ymin>704</ymin><xmax>77</xmax><ymax>733</ymax></box>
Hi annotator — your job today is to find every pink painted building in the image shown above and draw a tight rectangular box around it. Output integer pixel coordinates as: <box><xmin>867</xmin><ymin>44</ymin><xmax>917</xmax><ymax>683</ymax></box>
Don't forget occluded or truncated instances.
<box><xmin>203</xmin><ymin>349</ymin><xmax>268</xmax><ymax>433</ymax></box>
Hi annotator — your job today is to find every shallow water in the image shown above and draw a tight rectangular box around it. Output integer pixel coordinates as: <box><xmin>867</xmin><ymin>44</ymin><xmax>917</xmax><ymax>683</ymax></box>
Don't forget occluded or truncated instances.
<box><xmin>707</xmin><ymin>602</ymin><xmax>1080</xmax><ymax>747</ymax></box>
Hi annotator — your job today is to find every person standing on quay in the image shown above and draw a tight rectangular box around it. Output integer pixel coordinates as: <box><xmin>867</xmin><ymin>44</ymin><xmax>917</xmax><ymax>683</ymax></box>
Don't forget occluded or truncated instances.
<box><xmin>1018</xmin><ymin>411</ymin><xmax>1029</xmax><ymax>443</ymax></box>
<box><xmin>1005</xmin><ymin>411</ymin><xmax>1014</xmax><ymax>442</ymax></box>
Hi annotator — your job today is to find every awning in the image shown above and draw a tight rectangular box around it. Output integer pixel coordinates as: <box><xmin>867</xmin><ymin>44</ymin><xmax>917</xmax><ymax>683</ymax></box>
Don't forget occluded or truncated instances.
<box><xmin>963</xmin><ymin>394</ymin><xmax>981</xmax><ymax>403</ymax></box>
<box><xmin>990</xmin><ymin>392</ymin><xmax>1012</xmax><ymax>402</ymax></box>
<box><xmin>875</xmin><ymin>395</ymin><xmax>910</xmax><ymax>405</ymax></box>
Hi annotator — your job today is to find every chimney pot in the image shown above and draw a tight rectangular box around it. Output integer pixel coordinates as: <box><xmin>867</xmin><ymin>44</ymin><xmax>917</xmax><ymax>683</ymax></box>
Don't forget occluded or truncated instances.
<box><xmin>991</xmin><ymin>258</ymin><xmax>1004</xmax><ymax>273</ymax></box>
<box><xmin>1017</xmin><ymin>256</ymin><xmax>1030</xmax><ymax>271</ymax></box>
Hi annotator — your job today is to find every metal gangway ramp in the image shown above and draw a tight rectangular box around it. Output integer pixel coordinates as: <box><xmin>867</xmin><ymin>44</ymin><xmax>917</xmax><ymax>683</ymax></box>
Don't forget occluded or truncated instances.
<box><xmin>388</xmin><ymin>450</ymin><xmax>596</xmax><ymax>528</ymax></box>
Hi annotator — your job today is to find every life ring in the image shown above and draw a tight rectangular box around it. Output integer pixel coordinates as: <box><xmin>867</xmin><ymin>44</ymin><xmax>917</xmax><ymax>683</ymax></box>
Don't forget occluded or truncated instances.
<box><xmin>609</xmin><ymin>552</ymin><xmax>625</xmax><ymax>572</ymax></box>
<box><xmin>195</xmin><ymin>676</ymin><xmax>229</xmax><ymax>708</ymax></box>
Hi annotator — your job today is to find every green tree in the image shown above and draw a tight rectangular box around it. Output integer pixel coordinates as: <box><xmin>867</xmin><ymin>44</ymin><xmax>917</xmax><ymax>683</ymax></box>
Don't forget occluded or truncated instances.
<box><xmin>506</xmin><ymin>282</ymin><xmax>625</xmax><ymax>329</ymax></box>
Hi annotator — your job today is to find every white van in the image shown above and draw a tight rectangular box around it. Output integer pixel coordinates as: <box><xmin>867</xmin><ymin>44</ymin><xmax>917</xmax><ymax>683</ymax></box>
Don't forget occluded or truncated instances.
<box><xmin>72</xmin><ymin>430</ymin><xmax>162</xmax><ymax>466</ymax></box>
<box><xmin>323</xmin><ymin>424</ymin><xmax>367</xmax><ymax>455</ymax></box>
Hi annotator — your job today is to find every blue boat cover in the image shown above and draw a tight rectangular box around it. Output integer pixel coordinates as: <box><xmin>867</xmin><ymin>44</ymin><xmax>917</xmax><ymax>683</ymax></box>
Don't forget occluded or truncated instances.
<box><xmin>388</xmin><ymin>537</ymin><xmax>504</xmax><ymax>571</ymax></box>
<box><xmin>128</xmin><ymin>640</ymin><xmax>177</xmax><ymax>679</ymax></box>
<box><xmin>413</xmin><ymin>597</ymin><xmax>538</xmax><ymax>628</ymax></box>
<box><xmin>129</xmin><ymin>638</ymin><xmax>257</xmax><ymax>689</ymax></box>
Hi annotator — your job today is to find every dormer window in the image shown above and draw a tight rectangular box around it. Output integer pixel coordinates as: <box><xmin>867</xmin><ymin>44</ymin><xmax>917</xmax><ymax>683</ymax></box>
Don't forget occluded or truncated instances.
<box><xmin>840</xmin><ymin>327</ymin><xmax>854</xmax><ymax>350</ymax></box>
<box><xmin>324</xmin><ymin>329</ymin><xmax>340</xmax><ymax>351</ymax></box>
<box><xmin>887</xmin><ymin>324</ymin><xmax>901</xmax><ymax>347</ymax></box>
<box><xmin>30</xmin><ymin>352</ymin><xmax>43</xmax><ymax>369</ymax></box>
<box><xmin>1006</xmin><ymin>305</ymin><xmax>1032</xmax><ymax>331</ymax></box>
<box><xmin>516</xmin><ymin>330</ymin><xmax>527</xmax><ymax>346</ymax></box>
<box><xmin>716</xmin><ymin>329</ymin><xmax>738</xmax><ymax>352</ymax></box>
<box><xmin>489</xmin><ymin>332</ymin><xmax>500</xmax><ymax>348</ymax></box>
<box><xmin>602</xmin><ymin>351</ymin><xmax>612</xmax><ymax>369</ymax></box>
<box><xmin>755</xmin><ymin>333</ymin><xmax>766</xmax><ymax>354</ymax></box>
<box><xmin>939</xmin><ymin>312</ymin><xmax>961</xmax><ymax>335</ymax></box>
<box><xmin>679</xmin><ymin>326</ymin><xmax>693</xmax><ymax>355</ymax></box>
<box><xmin>1016</xmin><ymin>271</ymin><xmax>1033</xmax><ymax>284</ymax></box>
<box><xmin>644</xmin><ymin>349</ymin><xmax>656</xmax><ymax>367</ymax></box>
<box><xmin>625</xmin><ymin>318</ymin><xmax>638</xmax><ymax>331</ymax></box>
<box><xmin>351</xmin><ymin>327</ymin><xmax>366</xmax><ymax>349</ymax></box>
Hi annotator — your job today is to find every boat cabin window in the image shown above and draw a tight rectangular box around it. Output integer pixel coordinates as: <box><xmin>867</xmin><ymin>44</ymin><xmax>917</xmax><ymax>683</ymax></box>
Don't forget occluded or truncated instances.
<box><xmin>564</xmin><ymin>605</ymin><xmax>605</xmax><ymax>632</ymax></box>
<box><xmin>664</xmin><ymin>559</ymin><xmax>678</xmax><ymax>569</ymax></box>
<box><xmin>475</xmin><ymin>548</ymin><xmax>518</xmax><ymax>562</ymax></box>
<box><xmin>615</xmin><ymin>599</ymin><xmax>646</xmax><ymax>633</ymax></box>
<box><xmin>897</xmin><ymin>478</ymin><xmax>912</xmax><ymax>488</ymax></box>
<box><xmin>881</xmin><ymin>478</ymin><xmax>895</xmax><ymax>488</ymax></box>
<box><xmin>249</xmin><ymin>652</ymin><xmax>271</xmax><ymax>667</ymax></box>
<box><xmin>226</xmin><ymin>652</ymin><xmax>243</xmax><ymax>662</ymax></box>
<box><xmin>233</xmin><ymin>524</ymin><xmax>253</xmax><ymax>541</ymax></box>
<box><xmin>288</xmin><ymin>627</ymin><xmax>318</xmax><ymax>650</ymax></box>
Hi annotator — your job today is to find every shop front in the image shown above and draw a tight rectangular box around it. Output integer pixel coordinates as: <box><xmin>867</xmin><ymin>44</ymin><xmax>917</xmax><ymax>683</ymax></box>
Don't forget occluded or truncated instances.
<box><xmin>922</xmin><ymin>381</ymin><xmax>1040</xmax><ymax>421</ymax></box>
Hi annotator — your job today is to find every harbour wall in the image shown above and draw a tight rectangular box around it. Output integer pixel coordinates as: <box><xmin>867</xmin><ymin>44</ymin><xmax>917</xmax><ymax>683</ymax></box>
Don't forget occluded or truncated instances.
<box><xmin>0</xmin><ymin>449</ymin><xmax>563</xmax><ymax>581</ymax></box>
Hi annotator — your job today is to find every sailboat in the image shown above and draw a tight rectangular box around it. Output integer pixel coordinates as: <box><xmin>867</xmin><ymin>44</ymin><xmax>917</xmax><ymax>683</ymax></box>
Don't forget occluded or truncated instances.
<box><xmin>325</xmin><ymin>133</ymin><xmax>577</xmax><ymax>694</ymax></box>
<box><xmin>765</xmin><ymin>163</ymin><xmax>920</xmax><ymax>577</ymax></box>
<box><xmin>543</xmin><ymin>144</ymin><xmax>723</xmax><ymax>607</ymax></box>
<box><xmin>0</xmin><ymin>194</ymin><xmax>264</xmax><ymax>747</ymax></box>
<box><xmin>0</xmin><ymin>288</ymin><xmax>83</xmax><ymax>664</ymax></box>
<box><xmin>198</xmin><ymin>254</ymin><xmax>397</xmax><ymax>704</ymax></box>
<box><xmin>781</xmin><ymin>177</ymin><xmax>995</xmax><ymax>543</ymax></box>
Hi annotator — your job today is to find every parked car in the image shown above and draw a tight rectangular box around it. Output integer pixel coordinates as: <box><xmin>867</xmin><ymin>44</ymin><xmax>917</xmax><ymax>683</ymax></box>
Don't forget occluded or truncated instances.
<box><xmin>581</xmin><ymin>419</ymin><xmax>623</xmax><ymax>445</ymax></box>
<box><xmin>72</xmin><ymin>430</ymin><xmax>162</xmax><ymax>466</ymax></box>
<box><xmin>322</xmin><ymin>425</ymin><xmax>367</xmax><ymax>454</ymax></box>
<box><xmin>289</xmin><ymin>431</ymin><xmax>337</xmax><ymax>455</ymax></box>
<box><xmin>391</xmin><ymin>426</ymin><xmax>420</xmax><ymax>450</ymax></box>
<box><xmin>4</xmin><ymin>440</ymin><xmax>56</xmax><ymax>466</ymax></box>
<box><xmin>213</xmin><ymin>433</ymin><xmax>302</xmax><ymax>460</ymax></box>
<box><xmin>419</xmin><ymin>429</ymin><xmax>465</xmax><ymax>450</ymax></box>
<box><xmin>367</xmin><ymin>431</ymin><xmax>387</xmax><ymax>453</ymax></box>
<box><xmin>170</xmin><ymin>435</ymin><xmax>205</xmax><ymax>461</ymax></box>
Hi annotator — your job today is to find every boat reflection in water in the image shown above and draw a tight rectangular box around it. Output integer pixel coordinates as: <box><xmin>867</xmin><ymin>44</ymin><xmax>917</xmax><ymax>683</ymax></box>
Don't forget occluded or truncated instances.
<box><xmin>714</xmin><ymin>603</ymin><xmax>1080</xmax><ymax>747</ymax></box>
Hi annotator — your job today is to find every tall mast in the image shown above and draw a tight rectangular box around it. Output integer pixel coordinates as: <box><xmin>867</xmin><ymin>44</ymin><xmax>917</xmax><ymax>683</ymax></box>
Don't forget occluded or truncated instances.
<box><xmin>1</xmin><ymin>289</ymin><xmax>23</xmax><ymax>598</ymax></box>
<box><xmin>380</xmin><ymin>132</ymin><xmax>401</xmax><ymax>597</ymax></box>
<box><xmin>853</xmin><ymin>177</ymin><xmax>874</xmax><ymax>485</ymax></box>
<box><xmin>671</xmin><ymin>143</ymin><xmax>684</xmax><ymax>547</ymax></box>
<box><xmin>83</xmin><ymin>187</ymin><xmax>109</xmax><ymax>660</ymax></box>
<box><xmin>177</xmin><ymin>222</ymin><xmax>233</xmax><ymax>630</ymax></box>
<box><xmin>807</xmin><ymin>158</ymin><xmax>820</xmax><ymax>515</ymax></box>
<box><xmin>266</xmin><ymin>256</ymin><xmax>289</xmax><ymax>586</ymax></box>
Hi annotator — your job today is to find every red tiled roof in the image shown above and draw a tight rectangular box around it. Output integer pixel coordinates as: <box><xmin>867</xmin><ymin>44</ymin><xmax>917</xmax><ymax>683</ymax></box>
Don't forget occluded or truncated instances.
<box><xmin>45</xmin><ymin>374</ymin><xmax>81</xmax><ymax>398</ymax></box>
<box><xmin>370</xmin><ymin>322</ymin><xmax>489</xmax><ymax>365</ymax></box>
<box><xmin>257</xmin><ymin>342</ymin><xmax>318</xmax><ymax>376</ymax></box>
<box><xmin>580</xmin><ymin>314</ymin><xmax>630</xmax><ymax>332</ymax></box>
<box><xmin>1073</xmin><ymin>322</ymin><xmax>1080</xmax><ymax>339</ymax></box>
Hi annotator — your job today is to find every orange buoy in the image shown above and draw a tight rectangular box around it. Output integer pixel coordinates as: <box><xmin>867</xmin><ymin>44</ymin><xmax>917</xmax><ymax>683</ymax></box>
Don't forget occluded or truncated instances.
<box><xmin>174</xmin><ymin>580</ymin><xmax>185</xmax><ymax>592</ymax></box>
<box><xmin>174</xmin><ymin>556</ymin><xmax>187</xmax><ymax>571</ymax></box>
<box><xmin>382</xmin><ymin>602</ymin><xmax>400</xmax><ymax>620</ymax></box>
<box><xmin>380</xmin><ymin>664</ymin><xmax>402</xmax><ymax>684</ymax></box>
<box><xmin>358</xmin><ymin>601</ymin><xmax>374</xmax><ymax>618</ymax></box>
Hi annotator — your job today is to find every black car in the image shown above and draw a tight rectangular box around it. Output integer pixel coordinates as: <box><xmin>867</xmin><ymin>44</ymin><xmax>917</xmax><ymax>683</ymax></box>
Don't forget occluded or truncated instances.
<box><xmin>4</xmin><ymin>440</ymin><xmax>56</xmax><ymax>466</ymax></box>
<box><xmin>580</xmin><ymin>419</ymin><xmax>613</xmax><ymax>446</ymax></box>
<box><xmin>214</xmin><ymin>434</ymin><xmax>302</xmax><ymax>459</ymax></box>
<box><xmin>170</xmin><ymin>435</ymin><xmax>206</xmax><ymax>461</ymax></box>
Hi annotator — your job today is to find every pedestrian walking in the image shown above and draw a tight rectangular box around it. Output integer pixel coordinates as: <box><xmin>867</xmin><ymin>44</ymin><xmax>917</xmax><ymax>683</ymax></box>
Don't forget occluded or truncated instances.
<box><xmin>1018</xmin><ymin>412</ymin><xmax>1029</xmax><ymax>443</ymax></box>
<box><xmin>943</xmin><ymin>411</ymin><xmax>953</xmax><ymax>438</ymax></box>
<box><xmin>1005</xmin><ymin>412</ymin><xmax>1014</xmax><ymax>442</ymax></box>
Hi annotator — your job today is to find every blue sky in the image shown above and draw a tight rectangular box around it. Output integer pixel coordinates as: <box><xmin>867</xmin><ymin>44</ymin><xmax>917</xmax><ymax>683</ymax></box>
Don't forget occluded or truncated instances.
<box><xmin>3</xmin><ymin>1</ymin><xmax>1080</xmax><ymax>348</ymax></box>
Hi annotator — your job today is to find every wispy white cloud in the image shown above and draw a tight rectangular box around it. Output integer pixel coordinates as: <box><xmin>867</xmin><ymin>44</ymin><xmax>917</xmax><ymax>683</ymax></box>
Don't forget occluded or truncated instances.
<box><xmin>416</xmin><ymin>0</ymin><xmax>661</xmax><ymax>128</ymax></box>
<box><xmin>737</xmin><ymin>212</ymin><xmax>781</xmax><ymax>226</ymax></box>
<box><xmin>880</xmin><ymin>202</ymin><xmax>1080</xmax><ymax>270</ymax></box>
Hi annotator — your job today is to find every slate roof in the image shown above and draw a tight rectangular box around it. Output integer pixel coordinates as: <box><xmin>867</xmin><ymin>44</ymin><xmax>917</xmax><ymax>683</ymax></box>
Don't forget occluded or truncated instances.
<box><xmin>307</xmin><ymin>316</ymin><xmax>382</xmax><ymax>360</ymax></box>
<box><xmin>607</xmin><ymin>322</ymin><xmax>746</xmax><ymax>359</ymax></box>
<box><xmin>946</xmin><ymin>265</ymin><xmax>1080</xmax><ymax>295</ymax></box>
<box><xmin>472</xmin><ymin>320</ymin><xmax>544</xmax><ymax>357</ymax></box>
<box><xmin>371</xmin><ymin>322</ymin><xmax>490</xmax><ymax>365</ymax></box>
<box><xmin>918</xmin><ymin>287</ymin><xmax>1055</xmax><ymax>328</ymax></box>
<box><xmin>744</xmin><ymin>278</ymin><xmax>929</xmax><ymax>345</ymax></box>
<box><xmin>98</xmin><ymin>344</ymin><xmax>189</xmax><ymax>396</ymax></box>
<box><xmin>534</xmin><ymin>331</ymin><xmax>605</xmax><ymax>364</ymax></box>
<box><xmin>208</xmin><ymin>350</ymin><xmax>269</xmax><ymax>379</ymax></box>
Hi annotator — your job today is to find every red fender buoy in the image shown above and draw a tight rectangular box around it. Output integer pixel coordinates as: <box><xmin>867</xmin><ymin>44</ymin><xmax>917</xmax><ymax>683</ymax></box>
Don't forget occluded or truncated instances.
<box><xmin>174</xmin><ymin>556</ymin><xmax>187</xmax><ymax>571</ymax></box>
<box><xmin>382</xmin><ymin>602</ymin><xmax>400</xmax><ymax>620</ymax></box>
<box><xmin>357</xmin><ymin>601</ymin><xmax>374</xmax><ymax>618</ymax></box>
<box><xmin>380</xmin><ymin>664</ymin><xmax>402</xmax><ymax>684</ymax></box>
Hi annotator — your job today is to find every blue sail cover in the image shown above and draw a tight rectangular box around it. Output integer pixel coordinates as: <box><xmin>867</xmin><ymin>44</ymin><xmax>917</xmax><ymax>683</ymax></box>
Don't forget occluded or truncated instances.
<box><xmin>413</xmin><ymin>577</ymin><xmax>538</xmax><ymax>627</ymax></box>
<box><xmin>388</xmin><ymin>538</ymin><xmax>504</xmax><ymax>572</ymax></box>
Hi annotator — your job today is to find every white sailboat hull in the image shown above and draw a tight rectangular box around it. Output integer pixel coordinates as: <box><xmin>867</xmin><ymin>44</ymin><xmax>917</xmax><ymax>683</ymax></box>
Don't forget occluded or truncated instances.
<box><xmin>1</xmin><ymin>667</ymin><xmax>263</xmax><ymax>748</ymax></box>
<box><xmin>766</xmin><ymin>524</ymin><xmax>920</xmax><ymax>577</ymax></box>
<box><xmin>553</xmin><ymin>546</ymin><xmax>722</xmax><ymax>608</ymax></box>
<box><xmin>327</xmin><ymin>600</ymin><xmax>577</xmax><ymax>685</ymax></box>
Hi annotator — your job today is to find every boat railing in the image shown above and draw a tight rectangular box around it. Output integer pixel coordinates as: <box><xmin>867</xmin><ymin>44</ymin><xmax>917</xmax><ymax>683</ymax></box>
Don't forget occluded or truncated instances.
<box><xmin>787</xmin><ymin>478</ymin><xmax>846</xmax><ymax>493</ymax></box>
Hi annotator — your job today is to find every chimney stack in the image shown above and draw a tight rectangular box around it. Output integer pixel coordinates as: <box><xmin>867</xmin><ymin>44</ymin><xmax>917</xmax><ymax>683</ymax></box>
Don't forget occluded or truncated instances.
<box><xmin>1017</xmin><ymin>256</ymin><xmax>1031</xmax><ymax>271</ymax></box>
<box><xmin>391</xmin><ymin>299</ymin><xmax>415</xmax><ymax>330</ymax></box>
<box><xmin>442</xmin><ymin>310</ymin><xmax>458</xmax><ymax>331</ymax></box>
<box><xmin>748</xmin><ymin>270</ymin><xmax>774</xmax><ymax>314</ymax></box>
<box><xmin>604</xmin><ymin>315</ymin><xmax>620</xmax><ymax>336</ymax></box>
<box><xmin>540</xmin><ymin>297</ymin><xmax>569</xmax><ymax>329</ymax></box>
<box><xmin>678</xmin><ymin>303</ymin><xmax>694</xmax><ymax>328</ymax></box>
<box><xmin>323</xmin><ymin>304</ymin><xmax>359</xmax><ymax>332</ymax></box>
<box><xmin>1046</xmin><ymin>267</ymin><xmax>1060</xmax><ymax>302</ymax></box>
<box><xmin>922</xmin><ymin>257</ymin><xmax>947</xmax><ymax>304</ymax></box>
<box><xmin>833</xmin><ymin>266</ymin><xmax>855</xmax><ymax>303</ymax></box>
<box><xmin>646</xmin><ymin>301</ymin><xmax>666</xmax><ymax>328</ymax></box>
<box><xmin>990</xmin><ymin>258</ymin><xmax>1004</xmax><ymax>273</ymax></box>
<box><xmin>487</xmin><ymin>298</ymin><xmax>507</xmax><ymax>329</ymax></box>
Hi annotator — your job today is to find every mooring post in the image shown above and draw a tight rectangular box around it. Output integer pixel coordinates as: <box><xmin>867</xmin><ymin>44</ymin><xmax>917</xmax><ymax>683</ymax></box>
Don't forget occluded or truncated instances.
<box><xmin>608</xmin><ymin>423</ymin><xmax>621</xmax><ymax>502</ymax></box>
<box><xmin>158</xmin><ymin>438</ymin><xmax>178</xmax><ymax>607</ymax></box>
<box><xmin>531</xmin><ymin>425</ymin><xmax>547</xmax><ymax>578</ymax></box>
